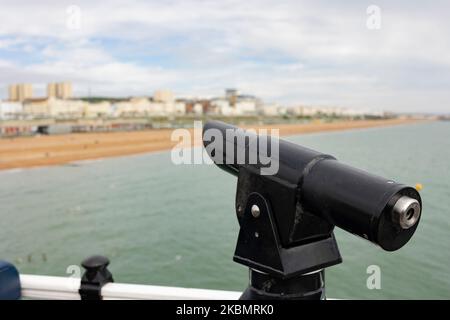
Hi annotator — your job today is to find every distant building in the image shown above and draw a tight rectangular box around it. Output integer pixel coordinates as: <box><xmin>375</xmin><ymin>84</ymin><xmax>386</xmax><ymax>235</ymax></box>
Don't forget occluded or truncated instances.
<box><xmin>262</xmin><ymin>104</ymin><xmax>280</xmax><ymax>116</ymax></box>
<box><xmin>47</xmin><ymin>82</ymin><xmax>73</xmax><ymax>99</ymax></box>
<box><xmin>147</xmin><ymin>102</ymin><xmax>166</xmax><ymax>115</ymax></box>
<box><xmin>112</xmin><ymin>96</ymin><xmax>187</xmax><ymax>117</ymax></box>
<box><xmin>6</xmin><ymin>85</ymin><xmax>270</xmax><ymax>119</ymax></box>
<box><xmin>211</xmin><ymin>98</ymin><xmax>231</xmax><ymax>115</ymax></box>
<box><xmin>289</xmin><ymin>106</ymin><xmax>319</xmax><ymax>117</ymax></box>
<box><xmin>235</xmin><ymin>99</ymin><xmax>257</xmax><ymax>115</ymax></box>
<box><xmin>165</xmin><ymin>102</ymin><xmax>186</xmax><ymax>115</ymax></box>
<box><xmin>47</xmin><ymin>83</ymin><xmax>57</xmax><ymax>98</ymax></box>
<box><xmin>153</xmin><ymin>90</ymin><xmax>174</xmax><ymax>103</ymax></box>
<box><xmin>113</xmin><ymin>98</ymin><xmax>149</xmax><ymax>117</ymax></box>
<box><xmin>225</xmin><ymin>89</ymin><xmax>238</xmax><ymax>106</ymax></box>
<box><xmin>23</xmin><ymin>97</ymin><xmax>84</xmax><ymax>118</ymax></box>
<box><xmin>23</xmin><ymin>98</ymin><xmax>50</xmax><ymax>117</ymax></box>
<box><xmin>192</xmin><ymin>103</ymin><xmax>203</xmax><ymax>115</ymax></box>
<box><xmin>288</xmin><ymin>105</ymin><xmax>377</xmax><ymax>118</ymax></box>
<box><xmin>8</xmin><ymin>86</ymin><xmax>17</xmax><ymax>101</ymax></box>
<box><xmin>0</xmin><ymin>100</ymin><xmax>23</xmax><ymax>119</ymax></box>
<box><xmin>210</xmin><ymin>91</ymin><xmax>260</xmax><ymax>116</ymax></box>
<box><xmin>112</xmin><ymin>97</ymin><xmax>180</xmax><ymax>117</ymax></box>
<box><xmin>83</xmin><ymin>101</ymin><xmax>111</xmax><ymax>118</ymax></box>
<box><xmin>8</xmin><ymin>83</ymin><xmax>33</xmax><ymax>102</ymax></box>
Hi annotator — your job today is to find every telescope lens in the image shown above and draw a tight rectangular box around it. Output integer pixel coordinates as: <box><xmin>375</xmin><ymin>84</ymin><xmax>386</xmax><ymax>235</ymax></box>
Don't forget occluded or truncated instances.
<box><xmin>392</xmin><ymin>196</ymin><xmax>421</xmax><ymax>229</ymax></box>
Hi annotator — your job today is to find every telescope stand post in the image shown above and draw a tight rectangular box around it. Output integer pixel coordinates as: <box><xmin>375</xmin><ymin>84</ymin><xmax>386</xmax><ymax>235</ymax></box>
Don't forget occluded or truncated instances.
<box><xmin>240</xmin><ymin>269</ymin><xmax>325</xmax><ymax>300</ymax></box>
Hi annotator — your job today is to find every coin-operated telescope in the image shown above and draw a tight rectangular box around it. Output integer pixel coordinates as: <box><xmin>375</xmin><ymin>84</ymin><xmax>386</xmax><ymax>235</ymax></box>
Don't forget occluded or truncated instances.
<box><xmin>203</xmin><ymin>121</ymin><xmax>422</xmax><ymax>300</ymax></box>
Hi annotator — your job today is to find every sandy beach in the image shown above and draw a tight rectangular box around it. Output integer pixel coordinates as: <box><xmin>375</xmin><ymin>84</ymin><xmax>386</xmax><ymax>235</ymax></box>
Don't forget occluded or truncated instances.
<box><xmin>0</xmin><ymin>119</ymin><xmax>420</xmax><ymax>170</ymax></box>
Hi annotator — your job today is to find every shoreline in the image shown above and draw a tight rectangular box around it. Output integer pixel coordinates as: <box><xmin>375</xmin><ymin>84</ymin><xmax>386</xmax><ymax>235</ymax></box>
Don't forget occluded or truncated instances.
<box><xmin>0</xmin><ymin>119</ymin><xmax>423</xmax><ymax>171</ymax></box>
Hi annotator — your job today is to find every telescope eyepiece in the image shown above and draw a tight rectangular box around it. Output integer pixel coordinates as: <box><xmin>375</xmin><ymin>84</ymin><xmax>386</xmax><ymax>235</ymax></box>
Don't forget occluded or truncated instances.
<box><xmin>392</xmin><ymin>196</ymin><xmax>421</xmax><ymax>230</ymax></box>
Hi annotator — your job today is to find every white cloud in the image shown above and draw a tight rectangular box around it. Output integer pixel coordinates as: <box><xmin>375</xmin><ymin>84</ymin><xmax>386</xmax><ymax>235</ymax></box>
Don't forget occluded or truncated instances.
<box><xmin>0</xmin><ymin>0</ymin><xmax>449</xmax><ymax>112</ymax></box>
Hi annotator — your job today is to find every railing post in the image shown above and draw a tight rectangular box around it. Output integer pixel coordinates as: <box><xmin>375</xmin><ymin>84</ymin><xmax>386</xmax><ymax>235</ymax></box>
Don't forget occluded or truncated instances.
<box><xmin>79</xmin><ymin>255</ymin><xmax>114</xmax><ymax>300</ymax></box>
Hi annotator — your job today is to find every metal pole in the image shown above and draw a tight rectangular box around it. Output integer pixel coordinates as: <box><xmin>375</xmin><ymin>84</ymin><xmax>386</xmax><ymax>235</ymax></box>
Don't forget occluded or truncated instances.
<box><xmin>19</xmin><ymin>274</ymin><xmax>241</xmax><ymax>300</ymax></box>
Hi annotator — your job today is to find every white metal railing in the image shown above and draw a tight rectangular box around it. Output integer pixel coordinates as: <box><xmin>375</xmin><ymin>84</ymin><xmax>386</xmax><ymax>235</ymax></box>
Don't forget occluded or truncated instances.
<box><xmin>20</xmin><ymin>275</ymin><xmax>242</xmax><ymax>300</ymax></box>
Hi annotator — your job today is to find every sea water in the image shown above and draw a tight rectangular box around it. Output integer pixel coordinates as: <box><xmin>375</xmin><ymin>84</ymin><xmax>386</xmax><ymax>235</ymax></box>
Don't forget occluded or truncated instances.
<box><xmin>1</xmin><ymin>121</ymin><xmax>449</xmax><ymax>299</ymax></box>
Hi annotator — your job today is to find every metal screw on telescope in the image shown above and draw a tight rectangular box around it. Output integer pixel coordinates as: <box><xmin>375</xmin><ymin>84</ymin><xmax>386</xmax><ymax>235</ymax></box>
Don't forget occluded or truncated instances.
<box><xmin>251</xmin><ymin>205</ymin><xmax>260</xmax><ymax>218</ymax></box>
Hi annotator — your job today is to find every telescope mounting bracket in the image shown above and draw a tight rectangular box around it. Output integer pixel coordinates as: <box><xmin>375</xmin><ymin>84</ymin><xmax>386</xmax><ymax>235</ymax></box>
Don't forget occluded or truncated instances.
<box><xmin>233</xmin><ymin>166</ymin><xmax>342</xmax><ymax>279</ymax></box>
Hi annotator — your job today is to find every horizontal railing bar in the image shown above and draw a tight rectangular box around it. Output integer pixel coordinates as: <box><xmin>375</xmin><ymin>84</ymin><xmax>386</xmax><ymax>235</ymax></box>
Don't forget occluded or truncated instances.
<box><xmin>20</xmin><ymin>275</ymin><xmax>241</xmax><ymax>300</ymax></box>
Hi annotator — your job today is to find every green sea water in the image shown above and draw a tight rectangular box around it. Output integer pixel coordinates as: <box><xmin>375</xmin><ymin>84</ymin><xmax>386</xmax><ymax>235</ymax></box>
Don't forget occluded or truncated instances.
<box><xmin>1</xmin><ymin>121</ymin><xmax>449</xmax><ymax>299</ymax></box>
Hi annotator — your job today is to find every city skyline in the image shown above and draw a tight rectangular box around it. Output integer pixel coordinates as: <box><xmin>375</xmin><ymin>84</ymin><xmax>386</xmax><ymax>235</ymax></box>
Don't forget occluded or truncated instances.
<box><xmin>1</xmin><ymin>1</ymin><xmax>449</xmax><ymax>113</ymax></box>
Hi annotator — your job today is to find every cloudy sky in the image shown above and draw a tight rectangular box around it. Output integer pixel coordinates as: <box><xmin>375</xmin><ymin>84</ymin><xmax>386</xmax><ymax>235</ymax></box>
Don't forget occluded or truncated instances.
<box><xmin>0</xmin><ymin>0</ymin><xmax>449</xmax><ymax>113</ymax></box>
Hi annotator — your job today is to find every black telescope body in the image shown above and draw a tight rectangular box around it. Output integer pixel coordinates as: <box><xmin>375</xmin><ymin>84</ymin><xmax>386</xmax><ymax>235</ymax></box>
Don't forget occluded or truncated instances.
<box><xmin>203</xmin><ymin>121</ymin><xmax>421</xmax><ymax>253</ymax></box>
<box><xmin>204</xmin><ymin>121</ymin><xmax>422</xmax><ymax>298</ymax></box>
<box><xmin>204</xmin><ymin>120</ymin><xmax>422</xmax><ymax>300</ymax></box>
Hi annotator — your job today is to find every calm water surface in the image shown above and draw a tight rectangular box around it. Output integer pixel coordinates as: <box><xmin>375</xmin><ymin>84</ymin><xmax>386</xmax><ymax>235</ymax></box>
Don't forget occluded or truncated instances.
<box><xmin>1</xmin><ymin>121</ymin><xmax>449</xmax><ymax>299</ymax></box>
